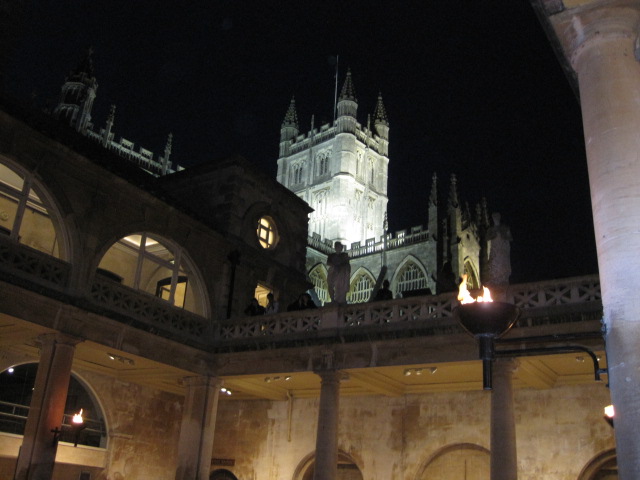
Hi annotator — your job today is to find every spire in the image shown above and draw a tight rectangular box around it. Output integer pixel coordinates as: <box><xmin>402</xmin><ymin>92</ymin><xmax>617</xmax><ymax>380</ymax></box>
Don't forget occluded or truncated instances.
<box><xmin>339</xmin><ymin>69</ymin><xmax>356</xmax><ymax>101</ymax></box>
<box><xmin>373</xmin><ymin>92</ymin><xmax>389</xmax><ymax>126</ymax></box>
<box><xmin>282</xmin><ymin>96</ymin><xmax>299</xmax><ymax>129</ymax></box>
<box><xmin>72</xmin><ymin>47</ymin><xmax>95</xmax><ymax>78</ymax></box>
<box><xmin>429</xmin><ymin>172</ymin><xmax>438</xmax><ymax>205</ymax></box>
<box><xmin>448</xmin><ymin>174</ymin><xmax>459</xmax><ymax>208</ymax></box>
<box><xmin>161</xmin><ymin>133</ymin><xmax>173</xmax><ymax>174</ymax></box>
<box><xmin>102</xmin><ymin>104</ymin><xmax>115</xmax><ymax>147</ymax></box>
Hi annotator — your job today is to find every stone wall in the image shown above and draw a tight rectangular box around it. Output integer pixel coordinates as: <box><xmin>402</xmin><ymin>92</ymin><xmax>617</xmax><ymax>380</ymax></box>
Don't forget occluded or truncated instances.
<box><xmin>212</xmin><ymin>383</ymin><xmax>614</xmax><ymax>480</ymax></box>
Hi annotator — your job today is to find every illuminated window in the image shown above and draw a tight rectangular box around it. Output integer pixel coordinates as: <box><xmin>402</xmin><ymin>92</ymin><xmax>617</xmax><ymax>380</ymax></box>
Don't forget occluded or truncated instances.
<box><xmin>0</xmin><ymin>160</ymin><xmax>66</xmax><ymax>258</ymax></box>
<box><xmin>98</xmin><ymin>233</ymin><xmax>204</xmax><ymax>314</ymax></box>
<box><xmin>257</xmin><ymin>216</ymin><xmax>278</xmax><ymax>249</ymax></box>
<box><xmin>348</xmin><ymin>272</ymin><xmax>374</xmax><ymax>304</ymax></box>
<box><xmin>397</xmin><ymin>262</ymin><xmax>427</xmax><ymax>296</ymax></box>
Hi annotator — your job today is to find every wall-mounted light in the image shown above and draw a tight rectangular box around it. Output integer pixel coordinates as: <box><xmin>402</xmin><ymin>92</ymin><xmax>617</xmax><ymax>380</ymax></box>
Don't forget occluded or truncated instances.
<box><xmin>403</xmin><ymin>367</ymin><xmax>437</xmax><ymax>376</ymax></box>
<box><xmin>107</xmin><ymin>353</ymin><xmax>135</xmax><ymax>366</ymax></box>
<box><xmin>264</xmin><ymin>375</ymin><xmax>292</xmax><ymax>383</ymax></box>
<box><xmin>220</xmin><ymin>387</ymin><xmax>232</xmax><ymax>396</ymax></box>
<box><xmin>604</xmin><ymin>404</ymin><xmax>615</xmax><ymax>428</ymax></box>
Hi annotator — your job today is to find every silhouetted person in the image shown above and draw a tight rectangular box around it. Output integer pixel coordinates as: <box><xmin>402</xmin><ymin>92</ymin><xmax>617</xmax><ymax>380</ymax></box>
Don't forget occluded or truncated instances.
<box><xmin>374</xmin><ymin>279</ymin><xmax>393</xmax><ymax>301</ymax></box>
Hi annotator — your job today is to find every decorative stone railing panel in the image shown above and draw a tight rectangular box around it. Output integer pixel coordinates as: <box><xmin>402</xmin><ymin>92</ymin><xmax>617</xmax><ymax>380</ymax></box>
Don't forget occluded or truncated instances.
<box><xmin>507</xmin><ymin>275</ymin><xmax>601</xmax><ymax>311</ymax></box>
<box><xmin>218</xmin><ymin>311</ymin><xmax>322</xmax><ymax>341</ymax></box>
<box><xmin>0</xmin><ymin>236</ymin><xmax>70</xmax><ymax>292</ymax></box>
<box><xmin>90</xmin><ymin>277</ymin><xmax>211</xmax><ymax>342</ymax></box>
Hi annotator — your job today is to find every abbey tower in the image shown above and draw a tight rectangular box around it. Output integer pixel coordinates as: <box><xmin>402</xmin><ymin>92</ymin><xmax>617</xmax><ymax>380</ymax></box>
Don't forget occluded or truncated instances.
<box><xmin>277</xmin><ymin>71</ymin><xmax>389</xmax><ymax>248</ymax></box>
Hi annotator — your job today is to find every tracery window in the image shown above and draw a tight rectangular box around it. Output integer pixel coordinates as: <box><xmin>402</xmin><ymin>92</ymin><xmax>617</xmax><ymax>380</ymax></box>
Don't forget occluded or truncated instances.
<box><xmin>348</xmin><ymin>271</ymin><xmax>374</xmax><ymax>304</ymax></box>
<box><xmin>397</xmin><ymin>262</ymin><xmax>428</xmax><ymax>296</ymax></box>
<box><xmin>309</xmin><ymin>265</ymin><xmax>329</xmax><ymax>306</ymax></box>
<box><xmin>369</xmin><ymin>158</ymin><xmax>375</xmax><ymax>185</ymax></box>
<box><xmin>98</xmin><ymin>233</ymin><xmax>203</xmax><ymax>314</ymax></box>
<box><xmin>257</xmin><ymin>216</ymin><xmax>278</xmax><ymax>249</ymax></box>
<box><xmin>317</xmin><ymin>151</ymin><xmax>330</xmax><ymax>176</ymax></box>
<box><xmin>0</xmin><ymin>160</ymin><xmax>65</xmax><ymax>258</ymax></box>
<box><xmin>291</xmin><ymin>164</ymin><xmax>304</xmax><ymax>185</ymax></box>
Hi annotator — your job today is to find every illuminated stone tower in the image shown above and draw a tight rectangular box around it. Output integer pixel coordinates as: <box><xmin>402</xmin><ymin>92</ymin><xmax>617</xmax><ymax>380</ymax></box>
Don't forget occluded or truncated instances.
<box><xmin>52</xmin><ymin>49</ymin><xmax>97</xmax><ymax>134</ymax></box>
<box><xmin>276</xmin><ymin>71</ymin><xmax>389</xmax><ymax>248</ymax></box>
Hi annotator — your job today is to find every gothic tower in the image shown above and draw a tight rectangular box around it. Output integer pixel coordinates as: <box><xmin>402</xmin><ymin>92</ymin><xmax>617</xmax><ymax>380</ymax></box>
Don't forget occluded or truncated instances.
<box><xmin>52</xmin><ymin>49</ymin><xmax>97</xmax><ymax>133</ymax></box>
<box><xmin>276</xmin><ymin>71</ymin><xmax>389</xmax><ymax>248</ymax></box>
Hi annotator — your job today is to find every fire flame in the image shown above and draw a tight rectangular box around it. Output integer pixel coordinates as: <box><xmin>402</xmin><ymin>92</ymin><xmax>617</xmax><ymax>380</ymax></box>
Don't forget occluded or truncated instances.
<box><xmin>72</xmin><ymin>409</ymin><xmax>84</xmax><ymax>425</ymax></box>
<box><xmin>457</xmin><ymin>274</ymin><xmax>493</xmax><ymax>304</ymax></box>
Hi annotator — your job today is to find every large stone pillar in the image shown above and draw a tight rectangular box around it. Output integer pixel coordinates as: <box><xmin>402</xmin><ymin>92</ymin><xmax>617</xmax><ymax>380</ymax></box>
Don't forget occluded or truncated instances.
<box><xmin>491</xmin><ymin>358</ymin><xmax>518</xmax><ymax>480</ymax></box>
<box><xmin>568</xmin><ymin>4</ymin><xmax>640</xmax><ymax>478</ymax></box>
<box><xmin>14</xmin><ymin>333</ymin><xmax>82</xmax><ymax>480</ymax></box>
<box><xmin>175</xmin><ymin>376</ymin><xmax>221</xmax><ymax>480</ymax></box>
<box><xmin>313</xmin><ymin>369</ymin><xmax>341</xmax><ymax>480</ymax></box>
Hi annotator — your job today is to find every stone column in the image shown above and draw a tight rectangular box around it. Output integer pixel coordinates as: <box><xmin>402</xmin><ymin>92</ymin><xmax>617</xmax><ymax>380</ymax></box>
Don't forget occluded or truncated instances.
<box><xmin>491</xmin><ymin>358</ymin><xmax>518</xmax><ymax>480</ymax></box>
<box><xmin>569</xmin><ymin>4</ymin><xmax>640</xmax><ymax>478</ymax></box>
<box><xmin>175</xmin><ymin>376</ymin><xmax>221</xmax><ymax>480</ymax></box>
<box><xmin>14</xmin><ymin>333</ymin><xmax>82</xmax><ymax>480</ymax></box>
<box><xmin>313</xmin><ymin>369</ymin><xmax>341</xmax><ymax>480</ymax></box>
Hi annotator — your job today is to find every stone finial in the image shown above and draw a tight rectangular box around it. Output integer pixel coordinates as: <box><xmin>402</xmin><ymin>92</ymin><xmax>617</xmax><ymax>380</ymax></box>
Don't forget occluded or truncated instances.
<box><xmin>339</xmin><ymin>69</ymin><xmax>357</xmax><ymax>101</ymax></box>
<box><xmin>448</xmin><ymin>174</ymin><xmax>459</xmax><ymax>208</ymax></box>
<box><xmin>373</xmin><ymin>92</ymin><xmax>389</xmax><ymax>126</ymax></box>
<box><xmin>281</xmin><ymin>96</ymin><xmax>299</xmax><ymax>129</ymax></box>
<box><xmin>429</xmin><ymin>172</ymin><xmax>438</xmax><ymax>205</ymax></box>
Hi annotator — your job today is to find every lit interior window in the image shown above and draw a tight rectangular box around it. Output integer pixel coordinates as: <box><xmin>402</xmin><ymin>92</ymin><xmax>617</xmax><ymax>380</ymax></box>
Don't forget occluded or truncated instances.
<box><xmin>257</xmin><ymin>216</ymin><xmax>278</xmax><ymax>249</ymax></box>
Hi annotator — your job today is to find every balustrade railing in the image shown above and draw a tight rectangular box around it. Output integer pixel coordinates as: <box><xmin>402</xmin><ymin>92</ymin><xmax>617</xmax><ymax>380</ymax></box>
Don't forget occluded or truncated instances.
<box><xmin>217</xmin><ymin>275</ymin><xmax>602</xmax><ymax>343</ymax></box>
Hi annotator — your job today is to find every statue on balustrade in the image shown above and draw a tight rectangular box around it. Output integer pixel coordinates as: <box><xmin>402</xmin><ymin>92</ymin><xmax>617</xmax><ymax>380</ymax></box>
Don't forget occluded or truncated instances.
<box><xmin>327</xmin><ymin>241</ymin><xmax>351</xmax><ymax>305</ymax></box>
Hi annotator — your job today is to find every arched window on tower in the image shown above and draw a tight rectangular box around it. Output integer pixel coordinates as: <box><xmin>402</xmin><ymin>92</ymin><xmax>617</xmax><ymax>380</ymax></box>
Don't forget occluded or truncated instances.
<box><xmin>317</xmin><ymin>151</ymin><xmax>330</xmax><ymax>176</ymax></box>
<box><xmin>291</xmin><ymin>164</ymin><xmax>304</xmax><ymax>185</ymax></box>
<box><xmin>0</xmin><ymin>159</ymin><xmax>68</xmax><ymax>259</ymax></box>
<box><xmin>369</xmin><ymin>158</ymin><xmax>375</xmax><ymax>186</ymax></box>
<box><xmin>396</xmin><ymin>261</ymin><xmax>428</xmax><ymax>297</ymax></box>
<box><xmin>348</xmin><ymin>270</ymin><xmax>374</xmax><ymax>304</ymax></box>
<box><xmin>97</xmin><ymin>233</ymin><xmax>206</xmax><ymax>315</ymax></box>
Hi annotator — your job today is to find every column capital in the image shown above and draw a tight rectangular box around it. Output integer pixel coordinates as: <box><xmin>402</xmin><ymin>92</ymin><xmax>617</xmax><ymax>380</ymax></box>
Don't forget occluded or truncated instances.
<box><xmin>567</xmin><ymin>3</ymin><xmax>640</xmax><ymax>68</ymax></box>
<box><xmin>181</xmin><ymin>375</ymin><xmax>221</xmax><ymax>389</ymax></box>
<box><xmin>36</xmin><ymin>332</ymin><xmax>83</xmax><ymax>349</ymax></box>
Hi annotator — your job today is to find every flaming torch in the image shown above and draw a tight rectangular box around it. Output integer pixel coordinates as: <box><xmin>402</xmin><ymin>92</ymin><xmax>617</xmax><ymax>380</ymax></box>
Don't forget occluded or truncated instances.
<box><xmin>71</xmin><ymin>409</ymin><xmax>86</xmax><ymax>447</ymax></box>
<box><xmin>453</xmin><ymin>275</ymin><xmax>520</xmax><ymax>390</ymax></box>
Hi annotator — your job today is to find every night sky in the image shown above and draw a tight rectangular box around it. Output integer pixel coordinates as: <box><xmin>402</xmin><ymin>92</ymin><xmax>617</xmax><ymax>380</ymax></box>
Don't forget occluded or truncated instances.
<box><xmin>3</xmin><ymin>0</ymin><xmax>598</xmax><ymax>283</ymax></box>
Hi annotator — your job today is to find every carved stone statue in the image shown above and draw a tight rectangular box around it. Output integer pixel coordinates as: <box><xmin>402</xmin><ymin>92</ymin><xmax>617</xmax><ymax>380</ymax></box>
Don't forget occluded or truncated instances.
<box><xmin>486</xmin><ymin>213</ymin><xmax>512</xmax><ymax>287</ymax></box>
<box><xmin>327</xmin><ymin>241</ymin><xmax>351</xmax><ymax>305</ymax></box>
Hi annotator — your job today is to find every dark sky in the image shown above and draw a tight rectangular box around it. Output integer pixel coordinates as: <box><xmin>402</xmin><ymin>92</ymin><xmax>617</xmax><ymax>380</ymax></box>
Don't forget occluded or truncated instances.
<box><xmin>3</xmin><ymin>0</ymin><xmax>598</xmax><ymax>283</ymax></box>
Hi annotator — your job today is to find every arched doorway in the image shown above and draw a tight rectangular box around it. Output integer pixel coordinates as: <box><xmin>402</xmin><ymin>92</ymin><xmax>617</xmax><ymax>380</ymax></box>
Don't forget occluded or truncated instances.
<box><xmin>295</xmin><ymin>451</ymin><xmax>363</xmax><ymax>480</ymax></box>
<box><xmin>578</xmin><ymin>449</ymin><xmax>618</xmax><ymax>480</ymax></box>
<box><xmin>210</xmin><ymin>468</ymin><xmax>238</xmax><ymax>480</ymax></box>
<box><xmin>417</xmin><ymin>443</ymin><xmax>489</xmax><ymax>480</ymax></box>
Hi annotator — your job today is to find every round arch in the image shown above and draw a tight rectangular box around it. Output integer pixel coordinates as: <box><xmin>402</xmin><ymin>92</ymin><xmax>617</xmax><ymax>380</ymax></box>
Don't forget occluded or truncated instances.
<box><xmin>577</xmin><ymin>448</ymin><xmax>618</xmax><ymax>480</ymax></box>
<box><xmin>348</xmin><ymin>266</ymin><xmax>376</xmax><ymax>304</ymax></box>
<box><xmin>391</xmin><ymin>256</ymin><xmax>430</xmax><ymax>298</ymax></box>
<box><xmin>415</xmin><ymin>443</ymin><xmax>490</xmax><ymax>480</ymax></box>
<box><xmin>0</xmin><ymin>363</ymin><xmax>108</xmax><ymax>448</ymax></box>
<box><xmin>0</xmin><ymin>155</ymin><xmax>73</xmax><ymax>261</ymax></box>
<box><xmin>95</xmin><ymin>231</ymin><xmax>210</xmax><ymax>317</ymax></box>
<box><xmin>210</xmin><ymin>468</ymin><xmax>238</xmax><ymax>480</ymax></box>
<box><xmin>293</xmin><ymin>450</ymin><xmax>363</xmax><ymax>480</ymax></box>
